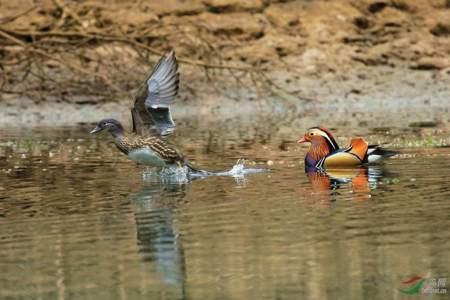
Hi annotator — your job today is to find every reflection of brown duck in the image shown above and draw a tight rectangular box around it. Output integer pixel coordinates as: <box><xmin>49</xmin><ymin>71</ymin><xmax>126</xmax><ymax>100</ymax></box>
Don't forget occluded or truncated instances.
<box><xmin>298</xmin><ymin>127</ymin><xmax>398</xmax><ymax>170</ymax></box>
<box><xmin>130</xmin><ymin>183</ymin><xmax>187</xmax><ymax>292</ymax></box>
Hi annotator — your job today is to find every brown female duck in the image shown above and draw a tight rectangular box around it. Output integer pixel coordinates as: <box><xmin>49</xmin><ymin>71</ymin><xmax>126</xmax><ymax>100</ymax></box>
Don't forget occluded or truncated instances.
<box><xmin>90</xmin><ymin>51</ymin><xmax>196</xmax><ymax>171</ymax></box>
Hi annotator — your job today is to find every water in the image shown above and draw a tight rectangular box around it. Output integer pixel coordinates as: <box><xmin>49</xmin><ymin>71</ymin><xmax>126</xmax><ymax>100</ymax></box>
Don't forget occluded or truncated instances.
<box><xmin>0</xmin><ymin>121</ymin><xmax>449</xmax><ymax>300</ymax></box>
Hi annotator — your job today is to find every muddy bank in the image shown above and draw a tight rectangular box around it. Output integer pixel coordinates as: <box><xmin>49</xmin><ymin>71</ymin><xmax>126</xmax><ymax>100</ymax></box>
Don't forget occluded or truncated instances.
<box><xmin>0</xmin><ymin>0</ymin><xmax>449</xmax><ymax>124</ymax></box>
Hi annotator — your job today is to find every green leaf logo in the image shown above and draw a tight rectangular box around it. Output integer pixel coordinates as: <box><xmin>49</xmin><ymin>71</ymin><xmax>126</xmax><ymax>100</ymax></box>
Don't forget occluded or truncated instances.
<box><xmin>400</xmin><ymin>277</ymin><xmax>426</xmax><ymax>295</ymax></box>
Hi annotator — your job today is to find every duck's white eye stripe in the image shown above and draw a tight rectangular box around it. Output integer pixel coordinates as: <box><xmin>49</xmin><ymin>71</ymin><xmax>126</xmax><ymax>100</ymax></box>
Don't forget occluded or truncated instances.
<box><xmin>314</xmin><ymin>130</ymin><xmax>337</xmax><ymax>149</ymax></box>
<box><xmin>323</xmin><ymin>134</ymin><xmax>337</xmax><ymax>149</ymax></box>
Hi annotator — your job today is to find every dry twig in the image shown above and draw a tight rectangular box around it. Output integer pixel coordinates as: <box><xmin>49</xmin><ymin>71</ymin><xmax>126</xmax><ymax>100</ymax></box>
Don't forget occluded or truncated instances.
<box><xmin>0</xmin><ymin>1</ymin><xmax>313</xmax><ymax>104</ymax></box>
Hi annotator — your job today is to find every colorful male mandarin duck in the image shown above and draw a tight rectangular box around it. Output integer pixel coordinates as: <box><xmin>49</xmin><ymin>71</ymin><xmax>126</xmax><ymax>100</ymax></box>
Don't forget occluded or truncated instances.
<box><xmin>90</xmin><ymin>51</ymin><xmax>198</xmax><ymax>172</ymax></box>
<box><xmin>298</xmin><ymin>127</ymin><xmax>397</xmax><ymax>170</ymax></box>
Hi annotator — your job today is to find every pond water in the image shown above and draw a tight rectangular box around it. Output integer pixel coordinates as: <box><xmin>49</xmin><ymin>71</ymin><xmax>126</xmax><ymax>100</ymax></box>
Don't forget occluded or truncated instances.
<box><xmin>0</xmin><ymin>118</ymin><xmax>449</xmax><ymax>300</ymax></box>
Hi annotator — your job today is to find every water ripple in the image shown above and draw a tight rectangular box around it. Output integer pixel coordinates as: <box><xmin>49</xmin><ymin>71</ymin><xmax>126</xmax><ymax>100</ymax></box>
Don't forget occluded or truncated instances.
<box><xmin>0</xmin><ymin>128</ymin><xmax>449</xmax><ymax>299</ymax></box>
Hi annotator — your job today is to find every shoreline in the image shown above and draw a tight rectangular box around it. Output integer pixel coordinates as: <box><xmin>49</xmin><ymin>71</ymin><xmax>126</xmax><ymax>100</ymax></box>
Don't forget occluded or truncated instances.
<box><xmin>1</xmin><ymin>66</ymin><xmax>448</xmax><ymax>128</ymax></box>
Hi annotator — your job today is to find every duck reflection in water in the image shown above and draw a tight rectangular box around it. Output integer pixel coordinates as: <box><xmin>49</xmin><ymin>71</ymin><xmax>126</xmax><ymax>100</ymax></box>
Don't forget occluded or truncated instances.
<box><xmin>305</xmin><ymin>165</ymin><xmax>385</xmax><ymax>200</ymax></box>
<box><xmin>129</xmin><ymin>181</ymin><xmax>188</xmax><ymax>297</ymax></box>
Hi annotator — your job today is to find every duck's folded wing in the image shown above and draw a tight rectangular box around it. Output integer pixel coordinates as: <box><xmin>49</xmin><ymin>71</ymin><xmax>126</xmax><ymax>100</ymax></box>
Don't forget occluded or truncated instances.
<box><xmin>131</xmin><ymin>51</ymin><xmax>180</xmax><ymax>136</ymax></box>
<box><xmin>322</xmin><ymin>138</ymin><xmax>368</xmax><ymax>167</ymax></box>
<box><xmin>323</xmin><ymin>151</ymin><xmax>363</xmax><ymax>167</ymax></box>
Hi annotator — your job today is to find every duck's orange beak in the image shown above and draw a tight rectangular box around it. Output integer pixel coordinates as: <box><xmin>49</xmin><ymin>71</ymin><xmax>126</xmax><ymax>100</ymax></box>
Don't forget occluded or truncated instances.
<box><xmin>297</xmin><ymin>136</ymin><xmax>308</xmax><ymax>144</ymax></box>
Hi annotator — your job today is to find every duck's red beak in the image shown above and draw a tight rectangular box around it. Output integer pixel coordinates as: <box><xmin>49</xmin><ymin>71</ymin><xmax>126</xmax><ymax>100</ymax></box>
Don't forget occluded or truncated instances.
<box><xmin>297</xmin><ymin>136</ymin><xmax>308</xmax><ymax>144</ymax></box>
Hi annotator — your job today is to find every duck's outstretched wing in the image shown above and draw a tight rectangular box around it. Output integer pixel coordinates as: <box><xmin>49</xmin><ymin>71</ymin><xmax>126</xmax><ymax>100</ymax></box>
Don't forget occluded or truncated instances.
<box><xmin>131</xmin><ymin>50</ymin><xmax>180</xmax><ymax>136</ymax></box>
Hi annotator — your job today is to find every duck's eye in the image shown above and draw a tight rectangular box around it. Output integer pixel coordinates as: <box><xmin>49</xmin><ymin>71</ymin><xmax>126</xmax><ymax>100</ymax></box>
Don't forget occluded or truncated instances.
<box><xmin>309</xmin><ymin>132</ymin><xmax>314</xmax><ymax>136</ymax></box>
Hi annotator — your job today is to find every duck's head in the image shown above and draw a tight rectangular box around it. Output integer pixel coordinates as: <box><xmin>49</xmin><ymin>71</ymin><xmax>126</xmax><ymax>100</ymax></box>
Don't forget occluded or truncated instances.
<box><xmin>298</xmin><ymin>127</ymin><xmax>339</xmax><ymax>150</ymax></box>
<box><xmin>90</xmin><ymin>119</ymin><xmax>124</xmax><ymax>136</ymax></box>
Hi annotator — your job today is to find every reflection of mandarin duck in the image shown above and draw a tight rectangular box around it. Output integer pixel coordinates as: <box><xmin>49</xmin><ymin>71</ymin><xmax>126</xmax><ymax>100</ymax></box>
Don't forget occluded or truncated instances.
<box><xmin>306</xmin><ymin>167</ymin><xmax>386</xmax><ymax>201</ymax></box>
<box><xmin>326</xmin><ymin>169</ymin><xmax>370</xmax><ymax>193</ymax></box>
<box><xmin>306</xmin><ymin>170</ymin><xmax>333</xmax><ymax>191</ymax></box>
<box><xmin>307</xmin><ymin>168</ymin><xmax>370</xmax><ymax>193</ymax></box>
<box><xmin>298</xmin><ymin>127</ymin><xmax>398</xmax><ymax>170</ymax></box>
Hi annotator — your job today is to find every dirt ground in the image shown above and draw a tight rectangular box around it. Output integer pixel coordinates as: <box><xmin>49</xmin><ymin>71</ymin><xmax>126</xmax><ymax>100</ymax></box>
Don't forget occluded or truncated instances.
<box><xmin>0</xmin><ymin>0</ymin><xmax>449</xmax><ymax>124</ymax></box>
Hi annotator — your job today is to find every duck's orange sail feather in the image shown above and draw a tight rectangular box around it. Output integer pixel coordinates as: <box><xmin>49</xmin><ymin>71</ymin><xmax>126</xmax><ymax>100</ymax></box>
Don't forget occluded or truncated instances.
<box><xmin>348</xmin><ymin>138</ymin><xmax>368</xmax><ymax>161</ymax></box>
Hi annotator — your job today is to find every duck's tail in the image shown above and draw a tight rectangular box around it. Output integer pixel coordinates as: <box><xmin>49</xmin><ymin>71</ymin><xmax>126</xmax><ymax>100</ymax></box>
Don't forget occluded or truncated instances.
<box><xmin>185</xmin><ymin>162</ymin><xmax>213</xmax><ymax>178</ymax></box>
<box><xmin>367</xmin><ymin>145</ymin><xmax>399</xmax><ymax>163</ymax></box>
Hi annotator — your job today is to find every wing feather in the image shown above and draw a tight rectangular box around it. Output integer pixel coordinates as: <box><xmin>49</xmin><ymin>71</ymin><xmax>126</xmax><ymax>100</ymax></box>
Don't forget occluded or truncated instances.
<box><xmin>131</xmin><ymin>50</ymin><xmax>180</xmax><ymax>136</ymax></box>
<box><xmin>323</xmin><ymin>152</ymin><xmax>362</xmax><ymax>167</ymax></box>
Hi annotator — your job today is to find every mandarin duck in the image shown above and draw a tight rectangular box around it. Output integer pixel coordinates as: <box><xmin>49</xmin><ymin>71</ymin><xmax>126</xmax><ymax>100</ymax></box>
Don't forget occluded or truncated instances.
<box><xmin>91</xmin><ymin>51</ymin><xmax>198</xmax><ymax>172</ymax></box>
<box><xmin>298</xmin><ymin>127</ymin><xmax>397</xmax><ymax>170</ymax></box>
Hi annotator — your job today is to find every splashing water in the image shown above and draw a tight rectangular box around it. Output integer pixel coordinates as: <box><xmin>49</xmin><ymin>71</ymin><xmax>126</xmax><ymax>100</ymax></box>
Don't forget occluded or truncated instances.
<box><xmin>213</xmin><ymin>159</ymin><xmax>269</xmax><ymax>177</ymax></box>
<box><xmin>143</xmin><ymin>159</ymin><xmax>269</xmax><ymax>182</ymax></box>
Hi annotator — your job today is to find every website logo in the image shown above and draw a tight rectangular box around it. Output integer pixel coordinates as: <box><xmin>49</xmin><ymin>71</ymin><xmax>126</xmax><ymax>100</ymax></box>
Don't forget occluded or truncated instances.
<box><xmin>400</xmin><ymin>275</ymin><xmax>447</xmax><ymax>295</ymax></box>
